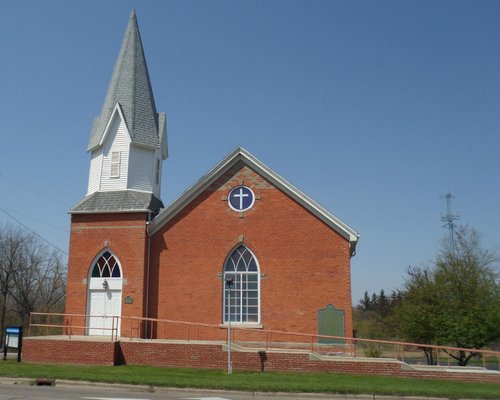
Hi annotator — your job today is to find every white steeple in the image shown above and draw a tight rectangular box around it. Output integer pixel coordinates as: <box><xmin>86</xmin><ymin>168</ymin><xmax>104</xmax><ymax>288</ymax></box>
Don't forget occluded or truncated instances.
<box><xmin>73</xmin><ymin>11</ymin><xmax>167</xmax><ymax>215</ymax></box>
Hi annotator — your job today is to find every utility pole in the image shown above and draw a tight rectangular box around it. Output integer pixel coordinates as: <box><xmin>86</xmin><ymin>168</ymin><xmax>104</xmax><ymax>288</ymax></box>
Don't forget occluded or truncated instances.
<box><xmin>440</xmin><ymin>192</ymin><xmax>459</xmax><ymax>256</ymax></box>
<box><xmin>225</xmin><ymin>277</ymin><xmax>233</xmax><ymax>374</ymax></box>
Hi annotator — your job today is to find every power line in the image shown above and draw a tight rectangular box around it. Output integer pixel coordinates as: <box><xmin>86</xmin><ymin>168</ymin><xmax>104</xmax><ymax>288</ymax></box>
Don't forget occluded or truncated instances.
<box><xmin>0</xmin><ymin>172</ymin><xmax>70</xmax><ymax>208</ymax></box>
<box><xmin>0</xmin><ymin>205</ymin><xmax>68</xmax><ymax>233</ymax></box>
<box><xmin>0</xmin><ymin>206</ymin><xmax>68</xmax><ymax>256</ymax></box>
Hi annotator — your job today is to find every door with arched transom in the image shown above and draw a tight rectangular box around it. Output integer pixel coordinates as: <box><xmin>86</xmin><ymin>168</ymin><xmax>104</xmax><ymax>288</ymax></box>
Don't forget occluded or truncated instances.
<box><xmin>86</xmin><ymin>250</ymin><xmax>123</xmax><ymax>336</ymax></box>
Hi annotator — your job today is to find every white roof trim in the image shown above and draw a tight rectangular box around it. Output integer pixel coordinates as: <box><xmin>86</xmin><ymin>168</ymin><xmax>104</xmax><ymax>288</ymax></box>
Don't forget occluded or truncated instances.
<box><xmin>148</xmin><ymin>147</ymin><xmax>359</xmax><ymax>249</ymax></box>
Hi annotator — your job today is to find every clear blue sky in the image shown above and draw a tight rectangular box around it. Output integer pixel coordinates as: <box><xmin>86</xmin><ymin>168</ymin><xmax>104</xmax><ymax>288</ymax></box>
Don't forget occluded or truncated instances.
<box><xmin>1</xmin><ymin>0</ymin><xmax>499</xmax><ymax>303</ymax></box>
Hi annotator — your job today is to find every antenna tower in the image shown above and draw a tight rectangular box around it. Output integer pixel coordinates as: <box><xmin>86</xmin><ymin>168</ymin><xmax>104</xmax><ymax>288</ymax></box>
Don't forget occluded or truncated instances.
<box><xmin>440</xmin><ymin>192</ymin><xmax>459</xmax><ymax>255</ymax></box>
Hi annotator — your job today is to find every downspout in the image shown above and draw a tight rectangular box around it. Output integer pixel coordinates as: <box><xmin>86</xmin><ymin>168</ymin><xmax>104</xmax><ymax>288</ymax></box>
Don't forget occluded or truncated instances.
<box><xmin>144</xmin><ymin>212</ymin><xmax>152</xmax><ymax>338</ymax></box>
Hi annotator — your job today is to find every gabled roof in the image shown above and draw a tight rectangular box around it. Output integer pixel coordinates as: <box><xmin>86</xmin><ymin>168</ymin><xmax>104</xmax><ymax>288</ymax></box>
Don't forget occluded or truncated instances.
<box><xmin>71</xmin><ymin>190</ymin><xmax>163</xmax><ymax>214</ymax></box>
<box><xmin>148</xmin><ymin>147</ymin><xmax>359</xmax><ymax>254</ymax></box>
<box><xmin>87</xmin><ymin>10</ymin><xmax>166</xmax><ymax>155</ymax></box>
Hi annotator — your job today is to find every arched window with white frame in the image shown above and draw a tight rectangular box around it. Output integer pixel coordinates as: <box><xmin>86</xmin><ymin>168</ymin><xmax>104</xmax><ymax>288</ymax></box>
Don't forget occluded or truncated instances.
<box><xmin>223</xmin><ymin>245</ymin><xmax>260</xmax><ymax>324</ymax></box>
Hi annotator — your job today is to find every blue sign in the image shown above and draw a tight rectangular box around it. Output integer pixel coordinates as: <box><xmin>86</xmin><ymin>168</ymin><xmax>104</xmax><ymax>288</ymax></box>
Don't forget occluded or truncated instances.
<box><xmin>228</xmin><ymin>186</ymin><xmax>255</xmax><ymax>212</ymax></box>
<box><xmin>3</xmin><ymin>326</ymin><xmax>22</xmax><ymax>362</ymax></box>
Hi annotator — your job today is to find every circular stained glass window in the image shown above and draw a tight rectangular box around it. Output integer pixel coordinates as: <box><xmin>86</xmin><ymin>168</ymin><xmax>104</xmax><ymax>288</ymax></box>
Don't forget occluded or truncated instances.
<box><xmin>228</xmin><ymin>186</ymin><xmax>255</xmax><ymax>212</ymax></box>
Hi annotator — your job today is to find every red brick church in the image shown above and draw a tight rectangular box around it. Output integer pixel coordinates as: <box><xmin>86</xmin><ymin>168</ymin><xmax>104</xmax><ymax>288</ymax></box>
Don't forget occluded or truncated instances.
<box><xmin>24</xmin><ymin>13</ymin><xmax>500</xmax><ymax>384</ymax></box>
<box><xmin>65</xmin><ymin>11</ymin><xmax>359</xmax><ymax>342</ymax></box>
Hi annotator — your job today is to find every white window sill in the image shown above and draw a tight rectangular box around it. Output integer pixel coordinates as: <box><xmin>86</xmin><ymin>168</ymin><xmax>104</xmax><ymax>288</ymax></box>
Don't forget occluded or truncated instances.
<box><xmin>219</xmin><ymin>323</ymin><xmax>263</xmax><ymax>329</ymax></box>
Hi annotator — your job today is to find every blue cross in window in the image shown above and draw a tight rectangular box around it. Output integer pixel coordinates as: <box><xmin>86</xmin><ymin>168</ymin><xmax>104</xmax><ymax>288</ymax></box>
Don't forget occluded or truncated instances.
<box><xmin>228</xmin><ymin>186</ymin><xmax>255</xmax><ymax>211</ymax></box>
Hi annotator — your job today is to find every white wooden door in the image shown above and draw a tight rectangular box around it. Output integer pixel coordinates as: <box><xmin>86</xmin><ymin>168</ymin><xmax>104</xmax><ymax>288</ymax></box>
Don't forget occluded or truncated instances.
<box><xmin>88</xmin><ymin>289</ymin><xmax>122</xmax><ymax>336</ymax></box>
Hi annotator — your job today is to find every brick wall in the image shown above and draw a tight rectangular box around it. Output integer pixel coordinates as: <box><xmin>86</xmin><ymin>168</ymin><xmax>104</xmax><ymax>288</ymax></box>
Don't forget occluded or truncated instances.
<box><xmin>65</xmin><ymin>212</ymin><xmax>149</xmax><ymax>329</ymax></box>
<box><xmin>23</xmin><ymin>338</ymin><xmax>116</xmax><ymax>365</ymax></box>
<box><xmin>149</xmin><ymin>163</ymin><xmax>353</xmax><ymax>339</ymax></box>
<box><xmin>65</xmin><ymin>163</ymin><xmax>354</xmax><ymax>341</ymax></box>
<box><xmin>23</xmin><ymin>338</ymin><xmax>500</xmax><ymax>384</ymax></box>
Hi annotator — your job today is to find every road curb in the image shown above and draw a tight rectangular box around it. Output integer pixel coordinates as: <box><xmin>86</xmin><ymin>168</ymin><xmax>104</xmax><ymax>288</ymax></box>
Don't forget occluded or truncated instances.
<box><xmin>0</xmin><ymin>377</ymin><xmax>33</xmax><ymax>385</ymax></box>
<box><xmin>0</xmin><ymin>377</ymin><xmax>490</xmax><ymax>400</ymax></box>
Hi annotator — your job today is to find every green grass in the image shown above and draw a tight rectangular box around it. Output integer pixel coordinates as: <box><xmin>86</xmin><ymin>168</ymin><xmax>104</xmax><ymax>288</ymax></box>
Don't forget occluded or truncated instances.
<box><xmin>0</xmin><ymin>361</ymin><xmax>499</xmax><ymax>399</ymax></box>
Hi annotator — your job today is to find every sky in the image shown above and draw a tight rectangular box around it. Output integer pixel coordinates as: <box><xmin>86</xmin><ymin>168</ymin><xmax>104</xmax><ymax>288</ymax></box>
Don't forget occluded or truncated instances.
<box><xmin>0</xmin><ymin>0</ymin><xmax>499</xmax><ymax>303</ymax></box>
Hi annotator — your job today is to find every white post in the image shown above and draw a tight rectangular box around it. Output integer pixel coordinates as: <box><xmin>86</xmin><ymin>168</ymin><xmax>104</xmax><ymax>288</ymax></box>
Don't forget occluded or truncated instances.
<box><xmin>227</xmin><ymin>278</ymin><xmax>233</xmax><ymax>374</ymax></box>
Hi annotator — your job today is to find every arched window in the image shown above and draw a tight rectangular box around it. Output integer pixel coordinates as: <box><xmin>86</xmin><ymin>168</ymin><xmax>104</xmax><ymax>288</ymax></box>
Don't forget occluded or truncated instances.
<box><xmin>223</xmin><ymin>245</ymin><xmax>259</xmax><ymax>323</ymax></box>
<box><xmin>90</xmin><ymin>251</ymin><xmax>121</xmax><ymax>278</ymax></box>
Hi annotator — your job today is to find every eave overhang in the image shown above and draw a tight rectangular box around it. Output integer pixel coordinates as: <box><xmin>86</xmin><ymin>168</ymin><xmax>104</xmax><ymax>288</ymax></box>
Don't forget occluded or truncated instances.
<box><xmin>71</xmin><ymin>190</ymin><xmax>163</xmax><ymax>215</ymax></box>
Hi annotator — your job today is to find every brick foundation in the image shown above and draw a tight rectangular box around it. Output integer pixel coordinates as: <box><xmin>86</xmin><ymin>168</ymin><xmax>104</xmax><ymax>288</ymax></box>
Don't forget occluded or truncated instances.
<box><xmin>23</xmin><ymin>337</ymin><xmax>500</xmax><ymax>384</ymax></box>
<box><xmin>23</xmin><ymin>337</ymin><xmax>116</xmax><ymax>365</ymax></box>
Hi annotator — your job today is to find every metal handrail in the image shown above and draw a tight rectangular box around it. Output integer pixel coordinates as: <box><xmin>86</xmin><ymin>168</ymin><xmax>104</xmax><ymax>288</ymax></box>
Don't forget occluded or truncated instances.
<box><xmin>28</xmin><ymin>312</ymin><xmax>500</xmax><ymax>369</ymax></box>
<box><xmin>29</xmin><ymin>313</ymin><xmax>119</xmax><ymax>341</ymax></box>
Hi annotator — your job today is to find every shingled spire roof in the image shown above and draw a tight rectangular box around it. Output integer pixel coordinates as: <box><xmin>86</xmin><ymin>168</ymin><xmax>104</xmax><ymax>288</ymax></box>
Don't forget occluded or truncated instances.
<box><xmin>87</xmin><ymin>10</ymin><xmax>164</xmax><ymax>151</ymax></box>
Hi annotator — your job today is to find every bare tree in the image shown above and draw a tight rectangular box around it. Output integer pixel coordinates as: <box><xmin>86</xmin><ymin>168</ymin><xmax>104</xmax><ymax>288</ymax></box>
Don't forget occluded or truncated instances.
<box><xmin>0</xmin><ymin>225</ymin><xmax>66</xmax><ymax>343</ymax></box>
<box><xmin>36</xmin><ymin>251</ymin><xmax>66</xmax><ymax>313</ymax></box>
<box><xmin>0</xmin><ymin>226</ymin><xmax>27</xmax><ymax>343</ymax></box>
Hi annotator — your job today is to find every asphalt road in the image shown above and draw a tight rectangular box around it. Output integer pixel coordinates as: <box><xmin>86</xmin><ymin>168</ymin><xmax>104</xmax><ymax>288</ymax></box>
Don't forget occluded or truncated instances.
<box><xmin>0</xmin><ymin>378</ymin><xmax>451</xmax><ymax>400</ymax></box>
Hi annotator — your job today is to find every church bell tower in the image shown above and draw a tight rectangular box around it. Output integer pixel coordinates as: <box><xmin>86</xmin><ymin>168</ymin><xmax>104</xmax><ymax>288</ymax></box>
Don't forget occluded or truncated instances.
<box><xmin>65</xmin><ymin>11</ymin><xmax>166</xmax><ymax>335</ymax></box>
<box><xmin>74</xmin><ymin>9</ymin><xmax>167</xmax><ymax>214</ymax></box>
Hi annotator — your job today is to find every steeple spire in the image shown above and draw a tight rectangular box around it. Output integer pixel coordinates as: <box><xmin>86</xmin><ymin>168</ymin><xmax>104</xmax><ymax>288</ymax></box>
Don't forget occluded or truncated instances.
<box><xmin>87</xmin><ymin>10</ymin><xmax>166</xmax><ymax>154</ymax></box>
<box><xmin>74</xmin><ymin>11</ymin><xmax>167</xmax><ymax>215</ymax></box>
